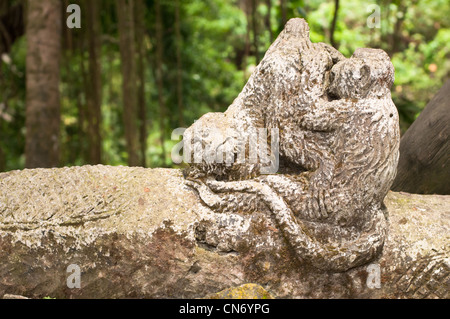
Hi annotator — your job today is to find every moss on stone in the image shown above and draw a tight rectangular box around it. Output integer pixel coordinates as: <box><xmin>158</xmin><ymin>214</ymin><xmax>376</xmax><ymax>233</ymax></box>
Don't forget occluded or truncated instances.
<box><xmin>204</xmin><ymin>283</ymin><xmax>274</xmax><ymax>299</ymax></box>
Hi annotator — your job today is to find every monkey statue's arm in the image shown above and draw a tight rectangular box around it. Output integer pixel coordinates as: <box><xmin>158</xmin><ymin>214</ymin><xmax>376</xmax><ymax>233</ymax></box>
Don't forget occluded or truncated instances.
<box><xmin>298</xmin><ymin>99</ymin><xmax>353</xmax><ymax>132</ymax></box>
<box><xmin>185</xmin><ymin>178</ymin><xmax>266</xmax><ymax>215</ymax></box>
<box><xmin>193</xmin><ymin>176</ymin><xmax>387</xmax><ymax>272</ymax></box>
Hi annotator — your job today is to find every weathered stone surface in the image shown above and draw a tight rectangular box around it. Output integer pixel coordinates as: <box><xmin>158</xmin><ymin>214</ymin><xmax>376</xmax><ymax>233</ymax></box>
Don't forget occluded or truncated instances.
<box><xmin>0</xmin><ymin>165</ymin><xmax>448</xmax><ymax>299</ymax></box>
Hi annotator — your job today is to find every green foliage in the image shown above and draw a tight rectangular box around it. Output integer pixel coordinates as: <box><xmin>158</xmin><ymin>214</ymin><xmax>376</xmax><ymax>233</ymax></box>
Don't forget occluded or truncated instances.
<box><xmin>304</xmin><ymin>0</ymin><xmax>450</xmax><ymax>132</ymax></box>
<box><xmin>169</xmin><ymin>0</ymin><xmax>247</xmax><ymax>119</ymax></box>
<box><xmin>0</xmin><ymin>36</ymin><xmax>26</xmax><ymax>171</ymax></box>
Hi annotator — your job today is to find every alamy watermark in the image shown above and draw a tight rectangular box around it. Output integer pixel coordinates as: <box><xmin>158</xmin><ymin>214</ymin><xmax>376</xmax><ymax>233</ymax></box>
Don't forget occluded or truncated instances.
<box><xmin>367</xmin><ymin>4</ymin><xmax>381</xmax><ymax>28</ymax></box>
<box><xmin>66</xmin><ymin>4</ymin><xmax>81</xmax><ymax>29</ymax></box>
<box><xmin>171</xmin><ymin>126</ymin><xmax>280</xmax><ymax>174</ymax></box>
<box><xmin>66</xmin><ymin>264</ymin><xmax>81</xmax><ymax>289</ymax></box>
<box><xmin>366</xmin><ymin>263</ymin><xmax>381</xmax><ymax>289</ymax></box>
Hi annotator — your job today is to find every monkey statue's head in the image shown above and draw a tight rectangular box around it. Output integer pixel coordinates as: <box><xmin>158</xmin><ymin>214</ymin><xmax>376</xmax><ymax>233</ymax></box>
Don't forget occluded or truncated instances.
<box><xmin>327</xmin><ymin>48</ymin><xmax>394</xmax><ymax>100</ymax></box>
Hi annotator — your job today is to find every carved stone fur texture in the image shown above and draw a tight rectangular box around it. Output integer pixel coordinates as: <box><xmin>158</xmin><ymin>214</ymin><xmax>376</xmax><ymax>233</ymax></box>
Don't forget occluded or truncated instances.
<box><xmin>183</xmin><ymin>18</ymin><xmax>400</xmax><ymax>272</ymax></box>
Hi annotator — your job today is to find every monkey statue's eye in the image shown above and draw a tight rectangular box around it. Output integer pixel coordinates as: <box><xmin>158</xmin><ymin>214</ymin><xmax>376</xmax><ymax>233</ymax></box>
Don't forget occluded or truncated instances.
<box><xmin>330</xmin><ymin>71</ymin><xmax>335</xmax><ymax>83</ymax></box>
<box><xmin>359</xmin><ymin>65</ymin><xmax>371</xmax><ymax>84</ymax></box>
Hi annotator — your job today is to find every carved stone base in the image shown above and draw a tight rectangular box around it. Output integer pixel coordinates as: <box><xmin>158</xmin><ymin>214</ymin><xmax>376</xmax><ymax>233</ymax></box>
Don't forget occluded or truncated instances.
<box><xmin>0</xmin><ymin>166</ymin><xmax>448</xmax><ymax>298</ymax></box>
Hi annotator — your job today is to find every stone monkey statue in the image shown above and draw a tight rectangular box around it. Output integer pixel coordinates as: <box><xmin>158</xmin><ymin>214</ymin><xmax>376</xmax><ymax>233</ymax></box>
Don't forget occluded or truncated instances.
<box><xmin>184</xmin><ymin>19</ymin><xmax>400</xmax><ymax>272</ymax></box>
<box><xmin>183</xmin><ymin>18</ymin><xmax>344</xmax><ymax>182</ymax></box>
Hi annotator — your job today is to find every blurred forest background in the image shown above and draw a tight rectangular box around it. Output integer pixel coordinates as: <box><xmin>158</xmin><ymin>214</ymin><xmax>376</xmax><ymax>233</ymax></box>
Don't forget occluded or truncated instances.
<box><xmin>0</xmin><ymin>0</ymin><xmax>449</xmax><ymax>171</ymax></box>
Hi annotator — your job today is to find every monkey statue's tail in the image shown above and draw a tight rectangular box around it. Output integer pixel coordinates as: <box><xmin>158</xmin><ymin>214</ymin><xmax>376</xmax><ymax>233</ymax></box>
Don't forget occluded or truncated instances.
<box><xmin>273</xmin><ymin>199</ymin><xmax>387</xmax><ymax>272</ymax></box>
<box><xmin>204</xmin><ymin>179</ymin><xmax>387</xmax><ymax>272</ymax></box>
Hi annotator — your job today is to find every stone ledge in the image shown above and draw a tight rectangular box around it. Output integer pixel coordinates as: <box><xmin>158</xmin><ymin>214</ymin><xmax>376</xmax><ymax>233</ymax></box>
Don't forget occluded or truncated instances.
<box><xmin>0</xmin><ymin>166</ymin><xmax>448</xmax><ymax>298</ymax></box>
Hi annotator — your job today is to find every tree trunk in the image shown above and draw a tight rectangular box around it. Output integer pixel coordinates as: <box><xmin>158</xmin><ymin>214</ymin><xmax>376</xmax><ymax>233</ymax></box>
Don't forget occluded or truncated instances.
<box><xmin>117</xmin><ymin>0</ymin><xmax>140</xmax><ymax>166</ymax></box>
<box><xmin>251</xmin><ymin>0</ymin><xmax>259</xmax><ymax>64</ymax></box>
<box><xmin>174</xmin><ymin>0</ymin><xmax>185</xmax><ymax>128</ymax></box>
<box><xmin>280</xmin><ymin>0</ymin><xmax>287</xmax><ymax>29</ymax></box>
<box><xmin>25</xmin><ymin>0</ymin><xmax>62</xmax><ymax>168</ymax></box>
<box><xmin>62</xmin><ymin>0</ymin><xmax>72</xmax><ymax>52</ymax></box>
<box><xmin>79</xmin><ymin>36</ymin><xmax>89</xmax><ymax>163</ymax></box>
<box><xmin>61</xmin><ymin>0</ymin><xmax>78</xmax><ymax>165</ymax></box>
<box><xmin>85</xmin><ymin>0</ymin><xmax>102</xmax><ymax>164</ymax></box>
<box><xmin>0</xmin><ymin>3</ymin><xmax>24</xmax><ymax>56</ymax></box>
<box><xmin>387</xmin><ymin>0</ymin><xmax>405</xmax><ymax>56</ymax></box>
<box><xmin>135</xmin><ymin>0</ymin><xmax>147</xmax><ymax>167</ymax></box>
<box><xmin>0</xmin><ymin>166</ymin><xmax>448</xmax><ymax>299</ymax></box>
<box><xmin>155</xmin><ymin>0</ymin><xmax>167</xmax><ymax>165</ymax></box>
<box><xmin>242</xmin><ymin>0</ymin><xmax>251</xmax><ymax>81</ymax></box>
<box><xmin>330</xmin><ymin>0</ymin><xmax>339</xmax><ymax>48</ymax></box>
<box><xmin>265</xmin><ymin>0</ymin><xmax>273</xmax><ymax>43</ymax></box>
<box><xmin>391</xmin><ymin>80</ymin><xmax>450</xmax><ymax>195</ymax></box>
